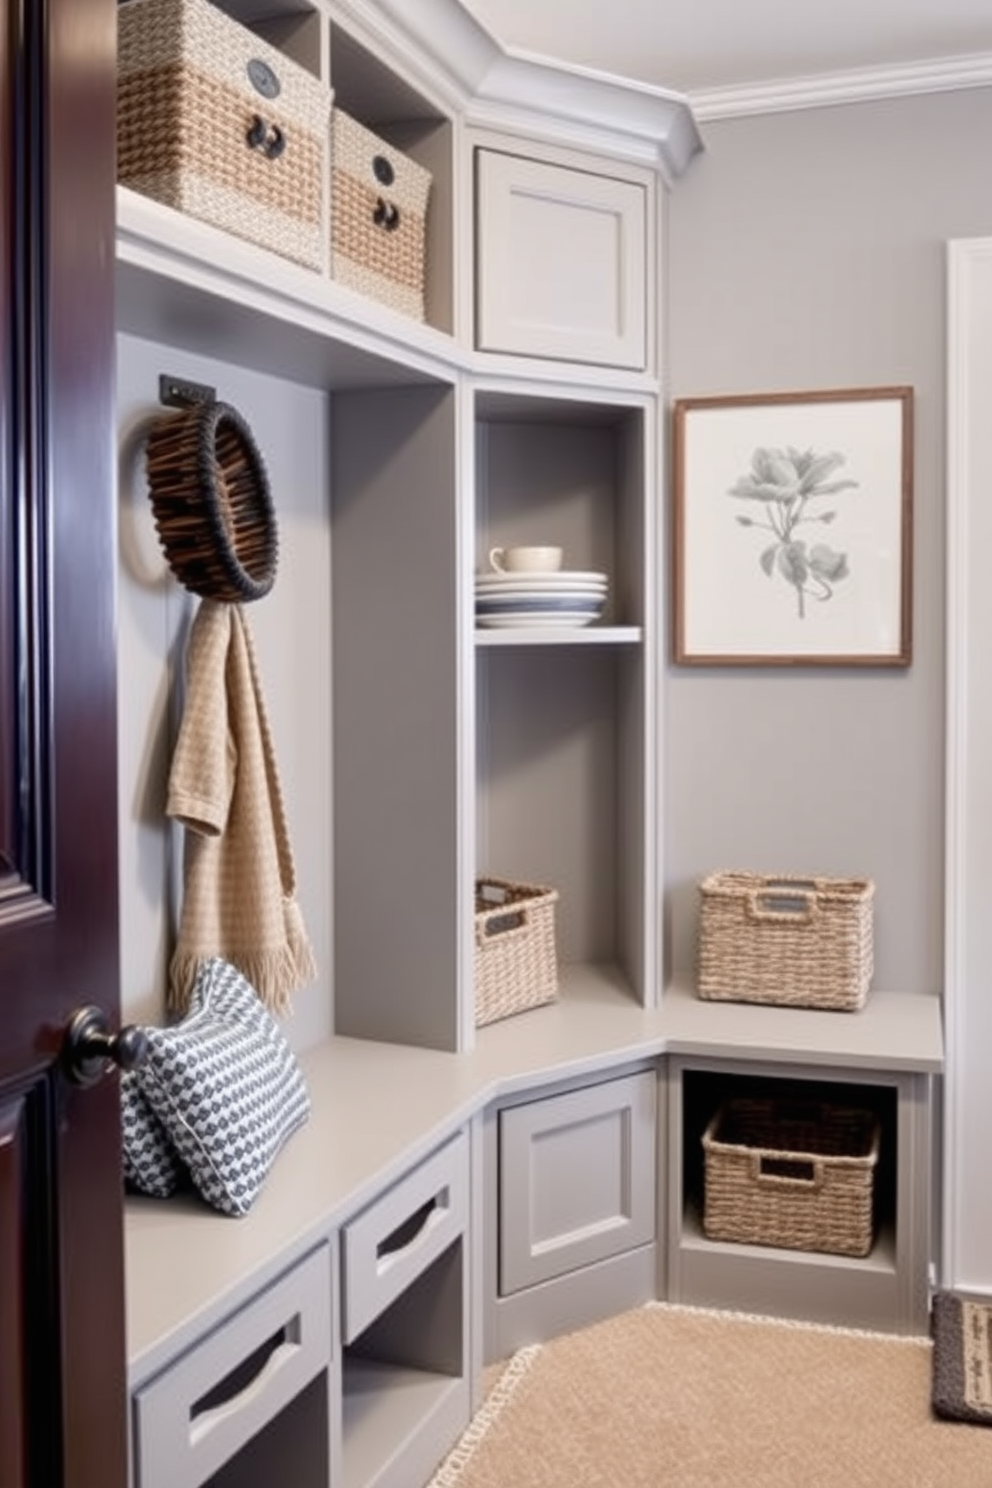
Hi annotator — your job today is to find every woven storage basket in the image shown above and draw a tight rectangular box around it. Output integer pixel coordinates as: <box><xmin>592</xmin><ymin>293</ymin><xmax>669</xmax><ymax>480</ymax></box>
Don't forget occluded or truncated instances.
<box><xmin>117</xmin><ymin>0</ymin><xmax>331</xmax><ymax>272</ymax></box>
<box><xmin>697</xmin><ymin>871</ymin><xmax>874</xmax><ymax>1011</ymax></box>
<box><xmin>331</xmin><ymin>110</ymin><xmax>431</xmax><ymax>320</ymax></box>
<box><xmin>702</xmin><ymin>1097</ymin><xmax>880</xmax><ymax>1257</ymax></box>
<box><xmin>475</xmin><ymin>878</ymin><xmax>558</xmax><ymax>1028</ymax></box>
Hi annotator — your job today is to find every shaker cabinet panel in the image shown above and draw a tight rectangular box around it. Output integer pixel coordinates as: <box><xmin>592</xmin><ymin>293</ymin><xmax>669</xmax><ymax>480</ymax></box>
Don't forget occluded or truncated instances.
<box><xmin>499</xmin><ymin>1070</ymin><xmax>656</xmax><ymax>1295</ymax></box>
<box><xmin>475</xmin><ymin>150</ymin><xmax>647</xmax><ymax>369</ymax></box>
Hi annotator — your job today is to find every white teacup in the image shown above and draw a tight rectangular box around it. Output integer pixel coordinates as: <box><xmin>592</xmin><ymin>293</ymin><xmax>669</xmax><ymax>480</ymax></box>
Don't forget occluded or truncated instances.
<box><xmin>489</xmin><ymin>545</ymin><xmax>563</xmax><ymax>574</ymax></box>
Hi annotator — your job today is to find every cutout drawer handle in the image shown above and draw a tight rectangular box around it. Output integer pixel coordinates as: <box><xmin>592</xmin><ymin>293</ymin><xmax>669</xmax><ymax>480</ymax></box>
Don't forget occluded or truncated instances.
<box><xmin>375</xmin><ymin>1188</ymin><xmax>449</xmax><ymax>1273</ymax></box>
<box><xmin>188</xmin><ymin>1320</ymin><xmax>301</xmax><ymax>1447</ymax></box>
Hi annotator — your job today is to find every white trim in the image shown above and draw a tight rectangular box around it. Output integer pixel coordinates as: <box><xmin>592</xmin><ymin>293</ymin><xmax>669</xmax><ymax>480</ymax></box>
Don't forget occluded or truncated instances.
<box><xmin>645</xmin><ymin>1298</ymin><xmax>931</xmax><ymax>1344</ymax></box>
<box><xmin>351</xmin><ymin>0</ymin><xmax>702</xmax><ymax>177</ymax></box>
<box><xmin>691</xmin><ymin>52</ymin><xmax>992</xmax><ymax>122</ymax></box>
<box><xmin>943</xmin><ymin>236</ymin><xmax>992</xmax><ymax>1291</ymax></box>
<box><xmin>944</xmin><ymin>238</ymin><xmax>969</xmax><ymax>1289</ymax></box>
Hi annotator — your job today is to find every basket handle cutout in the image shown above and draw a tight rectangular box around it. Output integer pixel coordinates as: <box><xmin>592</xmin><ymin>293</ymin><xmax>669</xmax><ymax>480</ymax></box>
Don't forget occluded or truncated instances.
<box><xmin>475</xmin><ymin>908</ymin><xmax>531</xmax><ymax>949</ymax></box>
<box><xmin>754</xmin><ymin>1153</ymin><xmax>822</xmax><ymax>1187</ymax></box>
<box><xmin>748</xmin><ymin>887</ymin><xmax>817</xmax><ymax>922</ymax></box>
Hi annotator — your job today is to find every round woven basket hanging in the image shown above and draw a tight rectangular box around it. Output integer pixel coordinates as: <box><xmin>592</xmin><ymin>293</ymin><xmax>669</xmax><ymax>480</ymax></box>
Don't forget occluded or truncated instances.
<box><xmin>145</xmin><ymin>400</ymin><xmax>278</xmax><ymax>603</ymax></box>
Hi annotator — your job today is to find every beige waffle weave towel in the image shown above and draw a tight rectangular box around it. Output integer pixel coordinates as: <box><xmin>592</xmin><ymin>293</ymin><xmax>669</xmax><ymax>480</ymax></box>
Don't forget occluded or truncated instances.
<box><xmin>167</xmin><ymin>600</ymin><xmax>317</xmax><ymax>1015</ymax></box>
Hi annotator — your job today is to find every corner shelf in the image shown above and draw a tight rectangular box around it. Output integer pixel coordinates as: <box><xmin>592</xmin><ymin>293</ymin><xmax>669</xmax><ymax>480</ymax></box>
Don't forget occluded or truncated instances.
<box><xmin>475</xmin><ymin>625</ymin><xmax>642</xmax><ymax>646</ymax></box>
<box><xmin>662</xmin><ymin>985</ymin><xmax>942</xmax><ymax>1334</ymax></box>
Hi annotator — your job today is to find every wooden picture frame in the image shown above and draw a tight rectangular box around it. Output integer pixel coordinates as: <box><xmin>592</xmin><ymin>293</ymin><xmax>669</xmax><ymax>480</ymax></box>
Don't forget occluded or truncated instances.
<box><xmin>672</xmin><ymin>386</ymin><xmax>913</xmax><ymax>666</ymax></box>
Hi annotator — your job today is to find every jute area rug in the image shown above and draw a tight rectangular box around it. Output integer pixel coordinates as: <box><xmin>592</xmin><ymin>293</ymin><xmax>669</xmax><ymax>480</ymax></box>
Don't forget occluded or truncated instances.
<box><xmin>427</xmin><ymin>1303</ymin><xmax>992</xmax><ymax>1488</ymax></box>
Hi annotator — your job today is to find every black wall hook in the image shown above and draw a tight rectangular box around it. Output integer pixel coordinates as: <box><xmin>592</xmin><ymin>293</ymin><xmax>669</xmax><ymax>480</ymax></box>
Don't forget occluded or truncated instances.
<box><xmin>159</xmin><ymin>374</ymin><xmax>216</xmax><ymax>409</ymax></box>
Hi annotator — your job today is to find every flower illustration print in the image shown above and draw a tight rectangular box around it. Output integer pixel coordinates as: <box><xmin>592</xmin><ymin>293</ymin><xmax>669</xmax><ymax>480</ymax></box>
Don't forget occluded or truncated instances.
<box><xmin>729</xmin><ymin>446</ymin><xmax>859</xmax><ymax>618</ymax></box>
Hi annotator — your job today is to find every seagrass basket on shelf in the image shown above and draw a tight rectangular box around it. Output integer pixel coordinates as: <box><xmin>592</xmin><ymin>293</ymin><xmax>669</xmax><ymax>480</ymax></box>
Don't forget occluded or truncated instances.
<box><xmin>474</xmin><ymin>878</ymin><xmax>559</xmax><ymax>1028</ymax></box>
<box><xmin>331</xmin><ymin>109</ymin><xmax>431</xmax><ymax>320</ymax></box>
<box><xmin>117</xmin><ymin>0</ymin><xmax>331</xmax><ymax>272</ymax></box>
<box><xmin>696</xmin><ymin>870</ymin><xmax>874</xmax><ymax>1012</ymax></box>
<box><xmin>702</xmin><ymin>1096</ymin><xmax>881</xmax><ymax>1258</ymax></box>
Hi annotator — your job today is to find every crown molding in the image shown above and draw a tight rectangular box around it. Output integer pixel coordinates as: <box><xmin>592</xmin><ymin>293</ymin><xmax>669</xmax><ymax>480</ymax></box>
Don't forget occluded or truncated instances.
<box><xmin>347</xmin><ymin>0</ymin><xmax>703</xmax><ymax>177</ymax></box>
<box><xmin>471</xmin><ymin>47</ymin><xmax>702</xmax><ymax>179</ymax></box>
<box><xmin>691</xmin><ymin>51</ymin><xmax>992</xmax><ymax>122</ymax></box>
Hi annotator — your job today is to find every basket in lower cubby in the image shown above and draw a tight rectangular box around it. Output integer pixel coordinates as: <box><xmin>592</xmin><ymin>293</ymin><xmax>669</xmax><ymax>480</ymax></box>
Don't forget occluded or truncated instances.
<box><xmin>702</xmin><ymin>1096</ymin><xmax>881</xmax><ymax>1258</ymax></box>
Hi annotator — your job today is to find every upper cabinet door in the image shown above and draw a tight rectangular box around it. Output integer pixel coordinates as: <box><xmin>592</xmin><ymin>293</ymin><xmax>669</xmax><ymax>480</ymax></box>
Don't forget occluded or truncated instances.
<box><xmin>475</xmin><ymin>149</ymin><xmax>647</xmax><ymax>370</ymax></box>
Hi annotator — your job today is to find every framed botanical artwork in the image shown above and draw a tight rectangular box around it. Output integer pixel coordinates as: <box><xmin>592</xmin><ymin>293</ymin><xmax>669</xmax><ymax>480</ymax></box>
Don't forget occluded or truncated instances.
<box><xmin>672</xmin><ymin>386</ymin><xmax>913</xmax><ymax>666</ymax></box>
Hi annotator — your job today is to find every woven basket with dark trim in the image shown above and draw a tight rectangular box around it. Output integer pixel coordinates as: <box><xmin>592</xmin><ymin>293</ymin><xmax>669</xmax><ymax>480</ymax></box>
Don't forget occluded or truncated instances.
<box><xmin>117</xmin><ymin>0</ymin><xmax>331</xmax><ymax>273</ymax></box>
<box><xmin>145</xmin><ymin>400</ymin><xmax>278</xmax><ymax>603</ymax></box>
<box><xmin>331</xmin><ymin>110</ymin><xmax>431</xmax><ymax>320</ymax></box>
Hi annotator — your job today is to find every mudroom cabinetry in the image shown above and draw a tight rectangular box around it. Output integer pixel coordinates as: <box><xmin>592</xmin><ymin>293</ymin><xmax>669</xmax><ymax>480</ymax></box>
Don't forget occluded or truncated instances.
<box><xmin>662</xmin><ymin>984</ymin><xmax>943</xmax><ymax>1335</ymax></box>
<box><xmin>118</xmin><ymin>2</ymin><xmax>698</xmax><ymax>1485</ymax></box>
<box><xmin>483</xmin><ymin>1066</ymin><xmax>659</xmax><ymax>1361</ymax></box>
<box><xmin>116</xmin><ymin>5</ymin><xmax>946</xmax><ymax>1488</ymax></box>
<box><xmin>474</xmin><ymin>144</ymin><xmax>650</xmax><ymax>368</ymax></box>
<box><xmin>115</xmin><ymin>0</ymin><xmax>697</xmax><ymax>1057</ymax></box>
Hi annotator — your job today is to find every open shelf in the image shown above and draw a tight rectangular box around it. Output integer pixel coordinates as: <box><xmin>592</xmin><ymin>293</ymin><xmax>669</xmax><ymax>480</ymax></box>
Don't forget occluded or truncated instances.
<box><xmin>476</xmin><ymin>625</ymin><xmax>642</xmax><ymax>646</ymax></box>
<box><xmin>679</xmin><ymin>1200</ymin><xmax>898</xmax><ymax>1276</ymax></box>
<box><xmin>342</xmin><ymin>1361</ymin><xmax>466</xmax><ymax>1488</ymax></box>
<box><xmin>472</xmin><ymin>386</ymin><xmax>656</xmax><ymax>1019</ymax></box>
<box><xmin>475</xmin><ymin>645</ymin><xmax>649</xmax><ymax>994</ymax></box>
<box><xmin>116</xmin><ymin>187</ymin><xmax>459</xmax><ymax>393</ymax></box>
<box><xmin>680</xmin><ymin>1068</ymin><xmax>899</xmax><ymax>1254</ymax></box>
<box><xmin>205</xmin><ymin>1375</ymin><xmax>330</xmax><ymax>1488</ymax></box>
<box><xmin>341</xmin><ymin>1241</ymin><xmax>468</xmax><ymax>1488</ymax></box>
<box><xmin>666</xmin><ymin>1046</ymin><xmax>936</xmax><ymax>1334</ymax></box>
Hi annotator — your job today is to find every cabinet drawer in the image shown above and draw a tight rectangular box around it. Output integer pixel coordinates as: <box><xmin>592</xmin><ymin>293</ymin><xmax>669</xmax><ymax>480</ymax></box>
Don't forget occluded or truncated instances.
<box><xmin>132</xmin><ymin>1245</ymin><xmax>331</xmax><ymax>1488</ymax></box>
<box><xmin>341</xmin><ymin>1130</ymin><xmax>468</xmax><ymax>1344</ymax></box>
<box><xmin>475</xmin><ymin>148</ymin><xmax>647</xmax><ymax>369</ymax></box>
<box><xmin>499</xmin><ymin>1071</ymin><xmax>656</xmax><ymax>1295</ymax></box>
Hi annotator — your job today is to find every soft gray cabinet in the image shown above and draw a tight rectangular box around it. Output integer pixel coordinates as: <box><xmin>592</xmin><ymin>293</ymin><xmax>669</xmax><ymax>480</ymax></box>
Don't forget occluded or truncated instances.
<box><xmin>485</xmin><ymin>1069</ymin><xmax>659</xmax><ymax>1360</ymax></box>
<box><xmin>339</xmin><ymin>1134</ymin><xmax>471</xmax><ymax>1488</ymax></box>
<box><xmin>131</xmin><ymin>1246</ymin><xmax>332</xmax><ymax>1488</ymax></box>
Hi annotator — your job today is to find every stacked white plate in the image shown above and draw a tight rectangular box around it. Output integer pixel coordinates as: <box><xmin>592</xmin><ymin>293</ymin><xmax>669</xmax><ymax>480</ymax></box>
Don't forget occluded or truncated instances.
<box><xmin>475</xmin><ymin>569</ymin><xmax>609</xmax><ymax>628</ymax></box>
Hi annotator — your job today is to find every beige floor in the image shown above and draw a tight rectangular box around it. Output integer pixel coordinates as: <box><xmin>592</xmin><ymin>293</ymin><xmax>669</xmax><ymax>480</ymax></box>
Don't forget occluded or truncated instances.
<box><xmin>428</xmin><ymin>1303</ymin><xmax>992</xmax><ymax>1488</ymax></box>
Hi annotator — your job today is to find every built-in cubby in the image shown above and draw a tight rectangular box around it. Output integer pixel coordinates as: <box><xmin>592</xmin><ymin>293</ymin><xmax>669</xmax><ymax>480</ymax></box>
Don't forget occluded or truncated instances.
<box><xmin>204</xmin><ymin>1377</ymin><xmax>329</xmax><ymax>1488</ymax></box>
<box><xmin>328</xmin><ymin>23</ymin><xmax>456</xmax><ymax>336</ymax></box>
<box><xmin>662</xmin><ymin>985</ymin><xmax>942</xmax><ymax>1334</ymax></box>
<box><xmin>472</xmin><ymin>389</ymin><xmax>658</xmax><ymax>1016</ymax></box>
<box><xmin>341</xmin><ymin>1243</ymin><xmax>467</xmax><ymax>1488</ymax></box>
<box><xmin>679</xmin><ymin>1068</ymin><xmax>899</xmax><ymax>1262</ymax></box>
<box><xmin>336</xmin><ymin>1132</ymin><xmax>470</xmax><ymax>1488</ymax></box>
<box><xmin>158</xmin><ymin>0</ymin><xmax>456</xmax><ymax>337</ymax></box>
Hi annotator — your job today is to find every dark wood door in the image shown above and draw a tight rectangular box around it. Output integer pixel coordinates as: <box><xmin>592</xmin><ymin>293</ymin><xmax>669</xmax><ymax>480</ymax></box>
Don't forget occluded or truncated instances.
<box><xmin>0</xmin><ymin>1</ymin><xmax>127</xmax><ymax>1485</ymax></box>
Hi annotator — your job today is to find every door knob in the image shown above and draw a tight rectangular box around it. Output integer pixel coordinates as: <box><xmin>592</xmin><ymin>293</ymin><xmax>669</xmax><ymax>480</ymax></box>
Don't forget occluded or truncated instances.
<box><xmin>63</xmin><ymin>1006</ymin><xmax>149</xmax><ymax>1088</ymax></box>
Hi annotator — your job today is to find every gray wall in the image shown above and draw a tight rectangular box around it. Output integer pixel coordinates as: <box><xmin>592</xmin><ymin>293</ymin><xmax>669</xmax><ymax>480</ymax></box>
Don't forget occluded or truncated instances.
<box><xmin>664</xmin><ymin>85</ymin><xmax>992</xmax><ymax>993</ymax></box>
